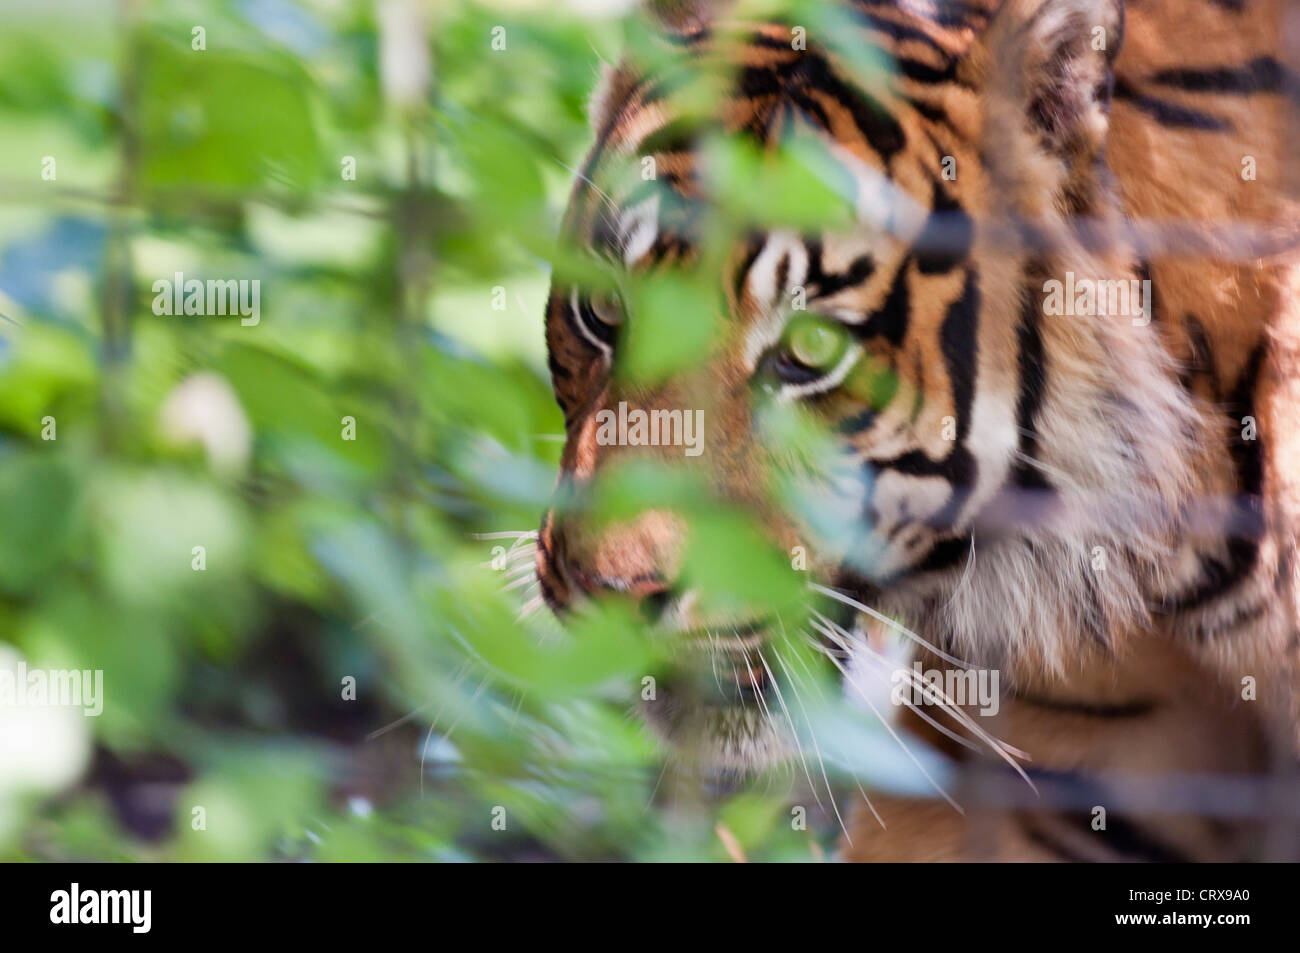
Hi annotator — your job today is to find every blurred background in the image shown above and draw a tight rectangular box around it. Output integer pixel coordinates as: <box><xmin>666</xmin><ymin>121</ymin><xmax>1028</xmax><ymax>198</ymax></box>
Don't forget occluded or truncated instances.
<box><xmin>0</xmin><ymin>0</ymin><xmax>915</xmax><ymax>862</ymax></box>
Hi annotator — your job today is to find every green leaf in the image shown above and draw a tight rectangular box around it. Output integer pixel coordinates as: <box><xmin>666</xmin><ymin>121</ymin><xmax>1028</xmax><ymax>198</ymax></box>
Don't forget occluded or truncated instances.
<box><xmin>138</xmin><ymin>37</ymin><xmax>322</xmax><ymax>192</ymax></box>
<box><xmin>0</xmin><ymin>452</ymin><xmax>77</xmax><ymax>593</ymax></box>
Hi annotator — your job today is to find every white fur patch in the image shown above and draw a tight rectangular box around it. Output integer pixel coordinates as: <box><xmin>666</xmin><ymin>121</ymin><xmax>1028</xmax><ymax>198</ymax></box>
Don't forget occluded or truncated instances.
<box><xmin>617</xmin><ymin>194</ymin><xmax>661</xmax><ymax>266</ymax></box>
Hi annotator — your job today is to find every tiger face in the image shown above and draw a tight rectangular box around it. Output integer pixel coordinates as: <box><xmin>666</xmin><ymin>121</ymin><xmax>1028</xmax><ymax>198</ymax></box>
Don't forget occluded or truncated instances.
<box><xmin>535</xmin><ymin>0</ymin><xmax>1202</xmax><ymax>770</ymax></box>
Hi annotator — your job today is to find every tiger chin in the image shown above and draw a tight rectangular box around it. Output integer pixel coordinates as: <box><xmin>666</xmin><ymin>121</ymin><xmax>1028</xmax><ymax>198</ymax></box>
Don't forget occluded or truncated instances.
<box><xmin>533</xmin><ymin>0</ymin><xmax>1300</xmax><ymax>859</ymax></box>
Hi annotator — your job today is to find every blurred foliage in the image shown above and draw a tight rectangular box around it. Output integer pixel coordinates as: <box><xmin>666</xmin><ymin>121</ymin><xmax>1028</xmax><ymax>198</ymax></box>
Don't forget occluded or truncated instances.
<box><xmin>0</xmin><ymin>0</ymin><xmax>925</xmax><ymax>863</ymax></box>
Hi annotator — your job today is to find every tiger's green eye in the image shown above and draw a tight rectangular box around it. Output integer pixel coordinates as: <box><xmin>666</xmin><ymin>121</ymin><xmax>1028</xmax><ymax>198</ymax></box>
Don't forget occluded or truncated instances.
<box><xmin>786</xmin><ymin>316</ymin><xmax>846</xmax><ymax>370</ymax></box>
<box><xmin>590</xmin><ymin>289</ymin><xmax>624</xmax><ymax>327</ymax></box>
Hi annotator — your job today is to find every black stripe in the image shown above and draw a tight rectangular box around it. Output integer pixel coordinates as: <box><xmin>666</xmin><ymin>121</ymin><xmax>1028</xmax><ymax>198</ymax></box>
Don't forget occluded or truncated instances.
<box><xmin>638</xmin><ymin>69</ymin><xmax>693</xmax><ymax>109</ymax></box>
<box><xmin>803</xmin><ymin>237</ymin><xmax>826</xmax><ymax>288</ymax></box>
<box><xmin>732</xmin><ymin>233</ymin><xmax>765</xmax><ymax>305</ymax></box>
<box><xmin>817</xmin><ymin>254</ymin><xmax>877</xmax><ymax>296</ymax></box>
<box><xmin>1016</xmin><ymin>693</ymin><xmax>1157</xmax><ymax>718</ymax></box>
<box><xmin>744</xmin><ymin>98</ymin><xmax>781</xmax><ymax>142</ymax></box>
<box><xmin>754</xmin><ymin>10</ymin><xmax>960</xmax><ymax>87</ymax></box>
<box><xmin>906</xmin><ymin>94</ymin><xmax>950</xmax><ymax>124</ymax></box>
<box><xmin>1024</xmin><ymin>812</ymin><xmax>1192</xmax><ymax>863</ymax></box>
<box><xmin>1009</xmin><ymin>771</ymin><xmax>1199</xmax><ymax>862</ymax></box>
<box><xmin>774</xmin><ymin>252</ymin><xmax>791</xmax><ymax>298</ymax></box>
<box><xmin>1190</xmin><ymin>598</ymin><xmax>1271</xmax><ymax>640</ymax></box>
<box><xmin>637</xmin><ymin>115</ymin><xmax>707</xmax><ymax>156</ymax></box>
<box><xmin>546</xmin><ymin>351</ymin><xmax>571</xmax><ymax>382</ymax></box>
<box><xmin>1180</xmin><ymin>312</ymin><xmax>1217</xmax><ymax>390</ymax></box>
<box><xmin>737</xmin><ymin>62</ymin><xmax>789</xmax><ymax>100</ymax></box>
<box><xmin>1149</xmin><ymin>56</ymin><xmax>1297</xmax><ymax>97</ymax></box>
<box><xmin>749</xmin><ymin>30</ymin><xmax>800</xmax><ymax>52</ymax></box>
<box><xmin>871</xmin><ymin>270</ymin><xmax>979</xmax><ymax>528</ymax></box>
<box><xmin>582</xmin><ymin>72</ymin><xmax>662</xmax><ymax>184</ymax></box>
<box><xmin>1168</xmin><ymin>538</ymin><xmax>1263</xmax><ymax>615</ymax></box>
<box><xmin>1020</xmin><ymin>817</ymin><xmax>1099</xmax><ymax>863</ymax></box>
<box><xmin>1077</xmin><ymin>553</ymin><xmax>1110</xmax><ymax>650</ymax></box>
<box><xmin>555</xmin><ymin>293</ymin><xmax>602</xmax><ymax>361</ymax></box>
<box><xmin>1113</xmin><ymin>77</ymin><xmax>1233</xmax><ymax>130</ymax></box>
<box><xmin>545</xmin><ymin>298</ymin><xmax>574</xmax><ymax>383</ymax></box>
<box><xmin>851</xmin><ymin>11</ymin><xmax>975</xmax><ymax>94</ymax></box>
<box><xmin>1167</xmin><ymin>342</ymin><xmax>1267</xmax><ymax>613</ymax></box>
<box><xmin>786</xmin><ymin>51</ymin><xmax>907</xmax><ymax>159</ymax></box>
<box><xmin>1098</xmin><ymin>816</ymin><xmax>1194</xmax><ymax>863</ymax></box>
<box><xmin>911</xmin><ymin>534</ymin><xmax>970</xmax><ymax>574</ymax></box>
<box><xmin>895</xmin><ymin>56</ymin><xmax>957</xmax><ymax>85</ymax></box>
<box><xmin>1014</xmin><ymin>770</ymin><xmax>1194</xmax><ymax>862</ymax></box>
<box><xmin>838</xmin><ymin>408</ymin><xmax>879</xmax><ymax>434</ymax></box>
<box><xmin>848</xmin><ymin>258</ymin><xmax>910</xmax><ymax>346</ymax></box>
<box><xmin>1012</xmin><ymin>270</ymin><xmax>1051</xmax><ymax>490</ymax></box>
<box><xmin>937</xmin><ymin>269</ymin><xmax>979</xmax><ymax>437</ymax></box>
<box><xmin>1135</xmin><ymin>260</ymin><xmax>1156</xmax><ymax>323</ymax></box>
<box><xmin>851</xmin><ymin>6</ymin><xmax>953</xmax><ymax>51</ymax></box>
<box><xmin>914</xmin><ymin>179</ymin><xmax>972</xmax><ymax>274</ymax></box>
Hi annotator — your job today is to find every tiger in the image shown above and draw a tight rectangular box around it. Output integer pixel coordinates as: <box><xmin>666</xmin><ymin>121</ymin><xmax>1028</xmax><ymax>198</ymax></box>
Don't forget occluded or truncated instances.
<box><xmin>534</xmin><ymin>0</ymin><xmax>1300</xmax><ymax>861</ymax></box>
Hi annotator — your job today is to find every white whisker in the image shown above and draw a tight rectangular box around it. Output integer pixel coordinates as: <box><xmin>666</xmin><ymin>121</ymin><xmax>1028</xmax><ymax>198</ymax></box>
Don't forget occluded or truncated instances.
<box><xmin>818</xmin><ymin>613</ymin><xmax>1032</xmax><ymax>764</ymax></box>
<box><xmin>502</xmin><ymin>573</ymin><xmax>540</xmax><ymax>594</ymax></box>
<box><xmin>767</xmin><ymin>648</ymin><xmax>854</xmax><ymax>845</ymax></box>
<box><xmin>517</xmin><ymin>594</ymin><xmax>546</xmax><ymax>621</ymax></box>
<box><xmin>421</xmin><ymin>672</ymin><xmax>492</xmax><ymax>797</ymax></box>
<box><xmin>942</xmin><ymin>534</ymin><xmax>977</xmax><ymax>613</ymax></box>
<box><xmin>773</xmin><ymin>624</ymin><xmax>886</xmax><ymax>832</ymax></box>
<box><xmin>809</xmin><ymin>582</ymin><xmax>971</xmax><ymax>668</ymax></box>
<box><xmin>804</xmin><ymin>622</ymin><xmax>981</xmax><ymax>755</ymax></box>
<box><xmin>812</xmin><ymin>613</ymin><xmax>1034</xmax><ymax>788</ymax></box>
<box><xmin>753</xmin><ymin>634</ymin><xmax>825</xmax><ymax>811</ymax></box>
<box><xmin>798</xmin><ymin>622</ymin><xmax>963</xmax><ymax>813</ymax></box>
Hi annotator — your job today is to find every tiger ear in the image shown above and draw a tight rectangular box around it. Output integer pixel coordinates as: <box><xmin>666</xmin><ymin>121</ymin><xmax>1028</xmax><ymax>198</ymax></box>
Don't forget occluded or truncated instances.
<box><xmin>643</xmin><ymin>0</ymin><xmax>726</xmax><ymax>38</ymax></box>
<box><xmin>590</xmin><ymin>1</ymin><xmax>732</xmax><ymax>134</ymax></box>
<box><xmin>975</xmin><ymin>0</ymin><xmax>1124</xmax><ymax>211</ymax></box>
<box><xmin>589</xmin><ymin>62</ymin><xmax>638</xmax><ymax>135</ymax></box>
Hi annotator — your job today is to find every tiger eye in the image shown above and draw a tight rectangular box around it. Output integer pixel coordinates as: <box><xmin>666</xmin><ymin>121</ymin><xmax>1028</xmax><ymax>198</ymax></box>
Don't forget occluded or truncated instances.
<box><xmin>787</xmin><ymin>318</ymin><xmax>844</xmax><ymax>370</ymax></box>
<box><xmin>590</xmin><ymin>290</ymin><xmax>624</xmax><ymax>327</ymax></box>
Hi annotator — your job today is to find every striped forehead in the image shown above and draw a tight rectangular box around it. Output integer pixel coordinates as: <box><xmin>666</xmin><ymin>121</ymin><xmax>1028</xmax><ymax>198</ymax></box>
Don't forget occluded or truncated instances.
<box><xmin>572</xmin><ymin>25</ymin><xmax>942</xmax><ymax>257</ymax></box>
<box><xmin>559</xmin><ymin>15</ymin><xmax>981</xmax><ymax>373</ymax></box>
<box><xmin>572</xmin><ymin>129</ymin><xmax>937</xmax><ymax>373</ymax></box>
<box><xmin>584</xmin><ymin>123</ymin><xmax>929</xmax><ymax>250</ymax></box>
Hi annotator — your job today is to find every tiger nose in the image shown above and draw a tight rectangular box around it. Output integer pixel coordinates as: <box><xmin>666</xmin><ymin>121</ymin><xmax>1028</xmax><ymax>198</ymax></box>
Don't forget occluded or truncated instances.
<box><xmin>569</xmin><ymin>569</ymin><xmax>674</xmax><ymax>625</ymax></box>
